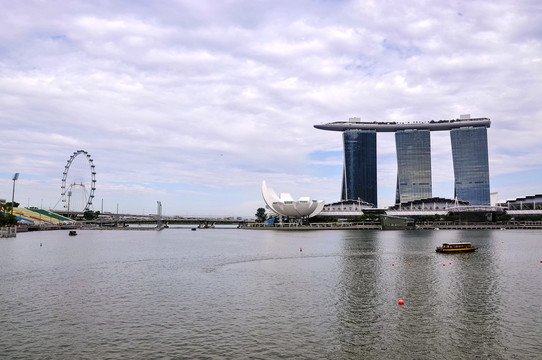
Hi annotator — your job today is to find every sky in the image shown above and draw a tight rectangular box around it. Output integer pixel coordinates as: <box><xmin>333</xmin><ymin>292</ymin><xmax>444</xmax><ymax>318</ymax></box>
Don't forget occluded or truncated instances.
<box><xmin>1</xmin><ymin>0</ymin><xmax>541</xmax><ymax>217</ymax></box>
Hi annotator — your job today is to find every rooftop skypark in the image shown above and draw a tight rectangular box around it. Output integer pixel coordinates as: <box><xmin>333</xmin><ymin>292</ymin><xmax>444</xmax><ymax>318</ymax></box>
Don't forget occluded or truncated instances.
<box><xmin>314</xmin><ymin>117</ymin><xmax>491</xmax><ymax>132</ymax></box>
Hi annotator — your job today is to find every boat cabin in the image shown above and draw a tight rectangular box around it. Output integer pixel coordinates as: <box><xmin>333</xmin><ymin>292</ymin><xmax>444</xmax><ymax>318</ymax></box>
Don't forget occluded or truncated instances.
<box><xmin>442</xmin><ymin>242</ymin><xmax>472</xmax><ymax>249</ymax></box>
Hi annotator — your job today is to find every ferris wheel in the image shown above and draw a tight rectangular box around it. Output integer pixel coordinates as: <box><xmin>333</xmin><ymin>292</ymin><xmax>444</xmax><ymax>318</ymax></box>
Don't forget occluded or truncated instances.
<box><xmin>61</xmin><ymin>150</ymin><xmax>96</xmax><ymax>212</ymax></box>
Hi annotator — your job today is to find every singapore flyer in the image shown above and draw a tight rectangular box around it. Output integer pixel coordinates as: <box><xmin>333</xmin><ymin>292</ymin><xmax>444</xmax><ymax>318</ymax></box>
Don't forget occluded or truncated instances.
<box><xmin>60</xmin><ymin>150</ymin><xmax>96</xmax><ymax>212</ymax></box>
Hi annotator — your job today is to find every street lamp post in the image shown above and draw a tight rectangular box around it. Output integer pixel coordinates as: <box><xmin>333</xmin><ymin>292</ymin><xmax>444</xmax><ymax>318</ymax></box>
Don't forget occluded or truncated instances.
<box><xmin>11</xmin><ymin>173</ymin><xmax>19</xmax><ymax>215</ymax></box>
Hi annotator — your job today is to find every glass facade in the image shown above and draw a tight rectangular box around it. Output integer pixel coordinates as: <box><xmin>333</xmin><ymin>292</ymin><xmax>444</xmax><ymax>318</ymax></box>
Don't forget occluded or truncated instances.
<box><xmin>450</xmin><ymin>127</ymin><xmax>490</xmax><ymax>205</ymax></box>
<box><xmin>395</xmin><ymin>130</ymin><xmax>432</xmax><ymax>204</ymax></box>
<box><xmin>341</xmin><ymin>129</ymin><xmax>377</xmax><ymax>206</ymax></box>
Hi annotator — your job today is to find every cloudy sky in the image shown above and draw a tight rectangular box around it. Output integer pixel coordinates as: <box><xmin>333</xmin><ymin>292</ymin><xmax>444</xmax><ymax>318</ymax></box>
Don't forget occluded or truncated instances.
<box><xmin>1</xmin><ymin>0</ymin><xmax>541</xmax><ymax>217</ymax></box>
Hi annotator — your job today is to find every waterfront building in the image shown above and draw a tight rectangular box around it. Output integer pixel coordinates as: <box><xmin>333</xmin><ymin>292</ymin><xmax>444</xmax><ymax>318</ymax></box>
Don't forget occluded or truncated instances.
<box><xmin>342</xmin><ymin>129</ymin><xmax>377</xmax><ymax>206</ymax></box>
<box><xmin>314</xmin><ymin>116</ymin><xmax>491</xmax><ymax>206</ymax></box>
<box><xmin>387</xmin><ymin>197</ymin><xmax>470</xmax><ymax>217</ymax></box>
<box><xmin>450</xmin><ymin>126</ymin><xmax>490</xmax><ymax>205</ymax></box>
<box><xmin>497</xmin><ymin>194</ymin><xmax>542</xmax><ymax>210</ymax></box>
<box><xmin>319</xmin><ymin>199</ymin><xmax>375</xmax><ymax>218</ymax></box>
<box><xmin>261</xmin><ymin>181</ymin><xmax>325</xmax><ymax>219</ymax></box>
<box><xmin>395</xmin><ymin>130</ymin><xmax>432</xmax><ymax>204</ymax></box>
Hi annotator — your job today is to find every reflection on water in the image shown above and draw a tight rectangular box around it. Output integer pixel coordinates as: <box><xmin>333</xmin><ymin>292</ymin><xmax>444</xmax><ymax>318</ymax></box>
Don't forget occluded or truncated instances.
<box><xmin>0</xmin><ymin>229</ymin><xmax>541</xmax><ymax>358</ymax></box>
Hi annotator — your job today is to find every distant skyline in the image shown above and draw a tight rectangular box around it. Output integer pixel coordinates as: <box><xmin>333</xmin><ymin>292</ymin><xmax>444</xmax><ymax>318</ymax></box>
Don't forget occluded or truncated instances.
<box><xmin>1</xmin><ymin>0</ymin><xmax>541</xmax><ymax>216</ymax></box>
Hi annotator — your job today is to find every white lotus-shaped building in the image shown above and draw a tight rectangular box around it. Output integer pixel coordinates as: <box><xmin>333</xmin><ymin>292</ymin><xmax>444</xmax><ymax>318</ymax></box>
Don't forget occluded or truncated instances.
<box><xmin>262</xmin><ymin>181</ymin><xmax>325</xmax><ymax>218</ymax></box>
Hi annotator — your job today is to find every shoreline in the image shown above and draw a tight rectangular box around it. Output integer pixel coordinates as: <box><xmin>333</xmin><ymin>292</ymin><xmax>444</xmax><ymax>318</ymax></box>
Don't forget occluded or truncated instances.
<box><xmin>10</xmin><ymin>221</ymin><xmax>542</xmax><ymax>233</ymax></box>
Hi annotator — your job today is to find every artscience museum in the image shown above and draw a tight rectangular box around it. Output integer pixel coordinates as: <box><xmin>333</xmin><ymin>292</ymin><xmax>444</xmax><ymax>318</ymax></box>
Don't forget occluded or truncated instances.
<box><xmin>261</xmin><ymin>181</ymin><xmax>324</xmax><ymax>219</ymax></box>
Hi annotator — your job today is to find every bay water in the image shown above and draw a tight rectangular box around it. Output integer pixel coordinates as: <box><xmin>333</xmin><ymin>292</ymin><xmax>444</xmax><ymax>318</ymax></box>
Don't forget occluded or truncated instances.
<box><xmin>1</xmin><ymin>228</ymin><xmax>541</xmax><ymax>359</ymax></box>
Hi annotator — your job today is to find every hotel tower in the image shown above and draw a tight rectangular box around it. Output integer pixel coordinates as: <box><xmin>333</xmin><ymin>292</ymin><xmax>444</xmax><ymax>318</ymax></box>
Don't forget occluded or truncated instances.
<box><xmin>315</xmin><ymin>116</ymin><xmax>491</xmax><ymax>207</ymax></box>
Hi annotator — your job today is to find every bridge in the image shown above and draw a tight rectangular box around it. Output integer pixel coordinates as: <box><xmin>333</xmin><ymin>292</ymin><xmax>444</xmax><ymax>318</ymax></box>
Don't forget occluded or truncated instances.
<box><xmin>52</xmin><ymin>210</ymin><xmax>253</xmax><ymax>228</ymax></box>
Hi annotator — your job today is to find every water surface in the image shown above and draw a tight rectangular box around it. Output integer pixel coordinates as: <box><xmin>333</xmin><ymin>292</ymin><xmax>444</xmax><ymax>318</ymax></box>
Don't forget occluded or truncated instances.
<box><xmin>1</xmin><ymin>229</ymin><xmax>541</xmax><ymax>358</ymax></box>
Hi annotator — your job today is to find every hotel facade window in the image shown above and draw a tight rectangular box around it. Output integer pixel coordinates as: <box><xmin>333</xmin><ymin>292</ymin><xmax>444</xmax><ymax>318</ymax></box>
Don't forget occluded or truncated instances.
<box><xmin>395</xmin><ymin>129</ymin><xmax>432</xmax><ymax>204</ymax></box>
<box><xmin>450</xmin><ymin>127</ymin><xmax>490</xmax><ymax>205</ymax></box>
<box><xmin>341</xmin><ymin>129</ymin><xmax>377</xmax><ymax>206</ymax></box>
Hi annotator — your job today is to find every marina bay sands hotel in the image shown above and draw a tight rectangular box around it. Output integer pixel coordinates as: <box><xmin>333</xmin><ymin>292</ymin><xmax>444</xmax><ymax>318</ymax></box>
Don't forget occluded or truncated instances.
<box><xmin>314</xmin><ymin>115</ymin><xmax>491</xmax><ymax>207</ymax></box>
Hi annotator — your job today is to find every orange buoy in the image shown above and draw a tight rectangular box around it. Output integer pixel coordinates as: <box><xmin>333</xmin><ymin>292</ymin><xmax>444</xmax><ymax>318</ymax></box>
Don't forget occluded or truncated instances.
<box><xmin>398</xmin><ymin>299</ymin><xmax>404</xmax><ymax>305</ymax></box>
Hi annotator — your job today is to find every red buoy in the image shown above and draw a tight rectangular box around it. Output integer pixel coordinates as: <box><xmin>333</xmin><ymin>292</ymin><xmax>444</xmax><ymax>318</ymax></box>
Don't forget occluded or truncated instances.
<box><xmin>408</xmin><ymin>263</ymin><xmax>411</xmax><ymax>266</ymax></box>
<box><xmin>398</xmin><ymin>299</ymin><xmax>404</xmax><ymax>305</ymax></box>
<box><xmin>443</xmin><ymin>263</ymin><xmax>446</xmax><ymax>266</ymax></box>
<box><xmin>300</xmin><ymin>248</ymin><xmax>302</xmax><ymax>252</ymax></box>
<box><xmin>449</xmin><ymin>262</ymin><xmax>452</xmax><ymax>265</ymax></box>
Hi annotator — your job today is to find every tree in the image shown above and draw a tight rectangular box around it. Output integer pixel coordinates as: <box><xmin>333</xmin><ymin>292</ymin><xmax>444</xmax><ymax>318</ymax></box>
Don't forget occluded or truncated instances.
<box><xmin>255</xmin><ymin>208</ymin><xmax>267</xmax><ymax>222</ymax></box>
<box><xmin>0</xmin><ymin>203</ymin><xmax>17</xmax><ymax>226</ymax></box>
<box><xmin>83</xmin><ymin>210</ymin><xmax>101</xmax><ymax>220</ymax></box>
